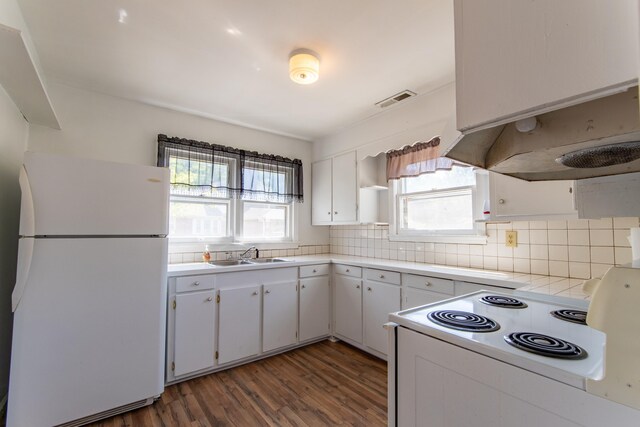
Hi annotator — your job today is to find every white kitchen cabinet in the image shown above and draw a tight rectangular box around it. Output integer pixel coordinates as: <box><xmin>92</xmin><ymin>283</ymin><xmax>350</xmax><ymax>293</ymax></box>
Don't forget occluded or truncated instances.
<box><xmin>334</xmin><ymin>269</ymin><xmax>363</xmax><ymax>343</ymax></box>
<box><xmin>454</xmin><ymin>281</ymin><xmax>514</xmax><ymax>297</ymax></box>
<box><xmin>363</xmin><ymin>279</ymin><xmax>400</xmax><ymax>355</ymax></box>
<box><xmin>402</xmin><ymin>288</ymin><xmax>450</xmax><ymax>310</ymax></box>
<box><xmin>172</xmin><ymin>289</ymin><xmax>216</xmax><ymax>377</ymax></box>
<box><xmin>263</xmin><ymin>281</ymin><xmax>298</xmax><ymax>352</ymax></box>
<box><xmin>311</xmin><ymin>151</ymin><xmax>358</xmax><ymax>225</ymax></box>
<box><xmin>299</xmin><ymin>275</ymin><xmax>331</xmax><ymax>342</ymax></box>
<box><xmin>489</xmin><ymin>172</ymin><xmax>577</xmax><ymax>220</ymax></box>
<box><xmin>454</xmin><ymin>0</ymin><xmax>638</xmax><ymax>132</ymax></box>
<box><xmin>217</xmin><ymin>284</ymin><xmax>261</xmax><ymax>365</ymax></box>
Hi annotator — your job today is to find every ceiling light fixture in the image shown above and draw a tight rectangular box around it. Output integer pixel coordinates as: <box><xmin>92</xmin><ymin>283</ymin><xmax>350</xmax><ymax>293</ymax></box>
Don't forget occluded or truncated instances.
<box><xmin>118</xmin><ymin>9</ymin><xmax>128</xmax><ymax>24</ymax></box>
<box><xmin>289</xmin><ymin>49</ymin><xmax>320</xmax><ymax>85</ymax></box>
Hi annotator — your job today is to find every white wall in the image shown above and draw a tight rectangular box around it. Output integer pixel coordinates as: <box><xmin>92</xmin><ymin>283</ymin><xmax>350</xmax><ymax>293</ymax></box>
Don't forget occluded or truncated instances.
<box><xmin>0</xmin><ymin>85</ymin><xmax>29</xmax><ymax>401</ymax></box>
<box><xmin>27</xmin><ymin>82</ymin><xmax>329</xmax><ymax>248</ymax></box>
<box><xmin>313</xmin><ymin>82</ymin><xmax>457</xmax><ymax>161</ymax></box>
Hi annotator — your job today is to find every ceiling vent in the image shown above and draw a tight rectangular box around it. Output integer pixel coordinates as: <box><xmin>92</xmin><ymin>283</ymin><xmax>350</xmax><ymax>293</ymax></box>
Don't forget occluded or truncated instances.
<box><xmin>375</xmin><ymin>90</ymin><xmax>416</xmax><ymax>108</ymax></box>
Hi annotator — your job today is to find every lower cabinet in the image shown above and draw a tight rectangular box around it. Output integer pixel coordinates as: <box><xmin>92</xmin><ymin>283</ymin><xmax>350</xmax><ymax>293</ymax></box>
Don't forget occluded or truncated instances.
<box><xmin>263</xmin><ymin>281</ymin><xmax>298</xmax><ymax>352</ymax></box>
<box><xmin>299</xmin><ymin>275</ymin><xmax>330</xmax><ymax>342</ymax></box>
<box><xmin>403</xmin><ymin>288</ymin><xmax>451</xmax><ymax>310</ymax></box>
<box><xmin>455</xmin><ymin>281</ymin><xmax>514</xmax><ymax>296</ymax></box>
<box><xmin>173</xmin><ymin>289</ymin><xmax>216</xmax><ymax>377</ymax></box>
<box><xmin>218</xmin><ymin>285</ymin><xmax>262</xmax><ymax>365</ymax></box>
<box><xmin>334</xmin><ymin>272</ymin><xmax>363</xmax><ymax>343</ymax></box>
<box><xmin>364</xmin><ymin>280</ymin><xmax>400</xmax><ymax>355</ymax></box>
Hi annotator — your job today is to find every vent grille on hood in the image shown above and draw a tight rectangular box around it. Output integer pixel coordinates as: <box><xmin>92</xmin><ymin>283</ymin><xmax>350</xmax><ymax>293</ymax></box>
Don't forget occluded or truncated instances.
<box><xmin>444</xmin><ymin>86</ymin><xmax>640</xmax><ymax>181</ymax></box>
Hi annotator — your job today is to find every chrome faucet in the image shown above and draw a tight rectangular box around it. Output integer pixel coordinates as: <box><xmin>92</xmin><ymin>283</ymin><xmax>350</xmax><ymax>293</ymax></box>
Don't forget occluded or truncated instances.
<box><xmin>239</xmin><ymin>246</ymin><xmax>258</xmax><ymax>260</ymax></box>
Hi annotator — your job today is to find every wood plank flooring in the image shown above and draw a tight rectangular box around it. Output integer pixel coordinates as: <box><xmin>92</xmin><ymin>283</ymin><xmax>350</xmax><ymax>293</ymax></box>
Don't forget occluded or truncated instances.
<box><xmin>88</xmin><ymin>340</ymin><xmax>387</xmax><ymax>427</ymax></box>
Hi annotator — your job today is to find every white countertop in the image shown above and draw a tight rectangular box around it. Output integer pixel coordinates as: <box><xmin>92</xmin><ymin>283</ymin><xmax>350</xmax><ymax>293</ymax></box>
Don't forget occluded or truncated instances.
<box><xmin>168</xmin><ymin>254</ymin><xmax>590</xmax><ymax>301</ymax></box>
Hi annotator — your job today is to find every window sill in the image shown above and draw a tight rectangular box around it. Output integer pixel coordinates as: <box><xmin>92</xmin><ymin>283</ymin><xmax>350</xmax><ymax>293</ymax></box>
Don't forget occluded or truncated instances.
<box><xmin>389</xmin><ymin>233</ymin><xmax>488</xmax><ymax>245</ymax></box>
<box><xmin>168</xmin><ymin>240</ymin><xmax>299</xmax><ymax>253</ymax></box>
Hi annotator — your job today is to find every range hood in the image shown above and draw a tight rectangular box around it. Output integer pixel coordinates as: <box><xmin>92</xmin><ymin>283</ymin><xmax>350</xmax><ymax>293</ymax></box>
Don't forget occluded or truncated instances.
<box><xmin>444</xmin><ymin>87</ymin><xmax>640</xmax><ymax>181</ymax></box>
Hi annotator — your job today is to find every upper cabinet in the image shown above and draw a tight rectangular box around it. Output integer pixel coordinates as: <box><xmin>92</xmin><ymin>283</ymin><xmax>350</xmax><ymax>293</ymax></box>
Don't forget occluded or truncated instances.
<box><xmin>454</xmin><ymin>0</ymin><xmax>639</xmax><ymax>132</ymax></box>
<box><xmin>312</xmin><ymin>151</ymin><xmax>381</xmax><ymax>225</ymax></box>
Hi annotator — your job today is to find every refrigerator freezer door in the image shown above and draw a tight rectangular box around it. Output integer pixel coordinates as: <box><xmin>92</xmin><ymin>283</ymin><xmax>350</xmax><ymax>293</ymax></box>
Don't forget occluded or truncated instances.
<box><xmin>22</xmin><ymin>151</ymin><xmax>169</xmax><ymax>236</ymax></box>
<box><xmin>7</xmin><ymin>237</ymin><xmax>168</xmax><ymax>427</ymax></box>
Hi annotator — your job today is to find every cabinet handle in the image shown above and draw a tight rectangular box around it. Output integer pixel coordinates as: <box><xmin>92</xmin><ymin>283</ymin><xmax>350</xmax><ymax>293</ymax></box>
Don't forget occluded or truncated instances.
<box><xmin>379</xmin><ymin>274</ymin><xmax>384</xmax><ymax>279</ymax></box>
<box><xmin>252</xmin><ymin>291</ymin><xmax>258</xmax><ymax>296</ymax></box>
<box><xmin>207</xmin><ymin>296</ymin><xmax>213</xmax><ymax>302</ymax></box>
<box><xmin>327</xmin><ymin>211</ymin><xmax>331</xmax><ymax>215</ymax></box>
<box><xmin>301</xmin><ymin>285</ymin><xmax>306</xmax><ymax>289</ymax></box>
<box><xmin>334</xmin><ymin>211</ymin><xmax>338</xmax><ymax>215</ymax></box>
<box><xmin>425</xmin><ymin>282</ymin><xmax>432</xmax><ymax>287</ymax></box>
<box><xmin>312</xmin><ymin>269</ymin><xmax>317</xmax><ymax>273</ymax></box>
<box><xmin>193</xmin><ymin>281</ymin><xmax>200</xmax><ymax>286</ymax></box>
<box><xmin>346</xmin><ymin>269</ymin><xmax>350</xmax><ymax>272</ymax></box>
<box><xmin>498</xmin><ymin>198</ymin><xmax>505</xmax><ymax>204</ymax></box>
<box><xmin>367</xmin><ymin>287</ymin><xmax>372</xmax><ymax>291</ymax></box>
<box><xmin>356</xmin><ymin>285</ymin><xmax>360</xmax><ymax>289</ymax></box>
<box><xmin>265</xmin><ymin>290</ymin><xmax>271</xmax><ymax>294</ymax></box>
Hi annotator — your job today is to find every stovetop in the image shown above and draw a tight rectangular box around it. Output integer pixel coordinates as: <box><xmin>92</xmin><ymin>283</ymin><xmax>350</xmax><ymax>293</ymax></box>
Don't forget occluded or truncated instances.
<box><xmin>389</xmin><ymin>291</ymin><xmax>605</xmax><ymax>389</ymax></box>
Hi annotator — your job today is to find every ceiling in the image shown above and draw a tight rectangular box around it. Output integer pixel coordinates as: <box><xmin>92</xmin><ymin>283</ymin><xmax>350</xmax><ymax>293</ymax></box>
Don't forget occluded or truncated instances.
<box><xmin>17</xmin><ymin>0</ymin><xmax>455</xmax><ymax>141</ymax></box>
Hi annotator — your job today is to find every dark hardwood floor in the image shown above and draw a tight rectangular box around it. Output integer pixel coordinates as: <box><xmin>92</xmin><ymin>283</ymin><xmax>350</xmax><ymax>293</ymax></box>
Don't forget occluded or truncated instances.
<box><xmin>89</xmin><ymin>341</ymin><xmax>388</xmax><ymax>426</ymax></box>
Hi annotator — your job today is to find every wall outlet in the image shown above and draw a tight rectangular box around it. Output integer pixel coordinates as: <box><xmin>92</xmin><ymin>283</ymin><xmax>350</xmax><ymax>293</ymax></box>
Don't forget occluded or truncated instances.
<box><xmin>505</xmin><ymin>230</ymin><xmax>518</xmax><ymax>247</ymax></box>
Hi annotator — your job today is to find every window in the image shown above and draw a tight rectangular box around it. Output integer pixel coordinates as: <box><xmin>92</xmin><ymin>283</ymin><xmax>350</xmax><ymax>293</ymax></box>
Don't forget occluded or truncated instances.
<box><xmin>157</xmin><ymin>134</ymin><xmax>303</xmax><ymax>245</ymax></box>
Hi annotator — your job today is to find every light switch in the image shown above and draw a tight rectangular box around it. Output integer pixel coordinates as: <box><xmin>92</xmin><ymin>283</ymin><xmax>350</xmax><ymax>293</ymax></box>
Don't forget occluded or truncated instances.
<box><xmin>505</xmin><ymin>230</ymin><xmax>517</xmax><ymax>248</ymax></box>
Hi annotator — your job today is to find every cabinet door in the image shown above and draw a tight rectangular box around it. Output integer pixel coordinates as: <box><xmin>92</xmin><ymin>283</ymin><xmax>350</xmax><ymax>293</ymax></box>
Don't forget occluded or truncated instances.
<box><xmin>364</xmin><ymin>281</ymin><xmax>400</xmax><ymax>355</ymax></box>
<box><xmin>263</xmin><ymin>281</ymin><xmax>298</xmax><ymax>352</ymax></box>
<box><xmin>490</xmin><ymin>173</ymin><xmax>576</xmax><ymax>219</ymax></box>
<box><xmin>299</xmin><ymin>276</ymin><xmax>330</xmax><ymax>342</ymax></box>
<box><xmin>218</xmin><ymin>285</ymin><xmax>261</xmax><ymax>365</ymax></box>
<box><xmin>334</xmin><ymin>274</ymin><xmax>362</xmax><ymax>343</ymax></box>
<box><xmin>173</xmin><ymin>290</ymin><xmax>216</xmax><ymax>377</ymax></box>
<box><xmin>454</xmin><ymin>0</ymin><xmax>638</xmax><ymax>131</ymax></box>
<box><xmin>331</xmin><ymin>151</ymin><xmax>358</xmax><ymax>223</ymax></box>
<box><xmin>454</xmin><ymin>281</ymin><xmax>514</xmax><ymax>297</ymax></box>
<box><xmin>312</xmin><ymin>158</ymin><xmax>333</xmax><ymax>225</ymax></box>
<box><xmin>403</xmin><ymin>288</ymin><xmax>450</xmax><ymax>310</ymax></box>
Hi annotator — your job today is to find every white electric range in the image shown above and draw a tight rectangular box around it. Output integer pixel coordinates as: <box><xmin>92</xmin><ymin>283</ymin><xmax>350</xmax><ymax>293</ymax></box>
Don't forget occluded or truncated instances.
<box><xmin>387</xmin><ymin>291</ymin><xmax>640</xmax><ymax>426</ymax></box>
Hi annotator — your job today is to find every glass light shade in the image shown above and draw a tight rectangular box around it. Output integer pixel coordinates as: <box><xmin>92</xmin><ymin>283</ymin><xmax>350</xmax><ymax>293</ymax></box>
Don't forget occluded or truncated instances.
<box><xmin>289</xmin><ymin>53</ymin><xmax>319</xmax><ymax>84</ymax></box>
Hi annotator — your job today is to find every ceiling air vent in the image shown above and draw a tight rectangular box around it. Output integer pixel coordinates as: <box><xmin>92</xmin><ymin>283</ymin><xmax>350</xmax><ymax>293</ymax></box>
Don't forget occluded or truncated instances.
<box><xmin>375</xmin><ymin>90</ymin><xmax>417</xmax><ymax>108</ymax></box>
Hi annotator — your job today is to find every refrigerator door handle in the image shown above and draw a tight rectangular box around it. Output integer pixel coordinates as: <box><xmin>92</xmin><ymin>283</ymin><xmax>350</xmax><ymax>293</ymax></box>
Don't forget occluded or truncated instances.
<box><xmin>13</xmin><ymin>237</ymin><xmax>34</xmax><ymax>312</ymax></box>
<box><xmin>18</xmin><ymin>166</ymin><xmax>35</xmax><ymax>238</ymax></box>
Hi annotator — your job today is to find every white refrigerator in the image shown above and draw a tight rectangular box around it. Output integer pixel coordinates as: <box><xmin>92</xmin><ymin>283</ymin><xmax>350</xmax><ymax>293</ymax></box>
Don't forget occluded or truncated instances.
<box><xmin>7</xmin><ymin>152</ymin><xmax>170</xmax><ymax>427</ymax></box>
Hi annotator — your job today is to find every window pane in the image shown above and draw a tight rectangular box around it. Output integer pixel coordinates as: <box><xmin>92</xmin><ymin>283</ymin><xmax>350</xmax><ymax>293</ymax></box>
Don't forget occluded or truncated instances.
<box><xmin>243</xmin><ymin>164</ymin><xmax>288</xmax><ymax>194</ymax></box>
<box><xmin>402</xmin><ymin>189</ymin><xmax>473</xmax><ymax>231</ymax></box>
<box><xmin>169</xmin><ymin>198</ymin><xmax>228</xmax><ymax>238</ymax></box>
<box><xmin>403</xmin><ymin>165</ymin><xmax>475</xmax><ymax>193</ymax></box>
<box><xmin>169</xmin><ymin>155</ymin><xmax>230</xmax><ymax>197</ymax></box>
<box><xmin>242</xmin><ymin>203</ymin><xmax>287</xmax><ymax>239</ymax></box>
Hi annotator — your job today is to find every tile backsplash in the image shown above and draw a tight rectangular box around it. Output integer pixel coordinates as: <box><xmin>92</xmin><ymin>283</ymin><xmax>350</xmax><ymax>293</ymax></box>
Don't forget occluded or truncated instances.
<box><xmin>330</xmin><ymin>217</ymin><xmax>639</xmax><ymax>279</ymax></box>
<box><xmin>169</xmin><ymin>244</ymin><xmax>330</xmax><ymax>264</ymax></box>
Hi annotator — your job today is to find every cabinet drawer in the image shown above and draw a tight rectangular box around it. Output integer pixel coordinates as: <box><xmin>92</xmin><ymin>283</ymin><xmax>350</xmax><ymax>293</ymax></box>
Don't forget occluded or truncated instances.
<box><xmin>403</xmin><ymin>274</ymin><xmax>454</xmax><ymax>295</ymax></box>
<box><xmin>176</xmin><ymin>275</ymin><xmax>216</xmax><ymax>293</ymax></box>
<box><xmin>299</xmin><ymin>264</ymin><xmax>330</xmax><ymax>278</ymax></box>
<box><xmin>334</xmin><ymin>264</ymin><xmax>362</xmax><ymax>278</ymax></box>
<box><xmin>364</xmin><ymin>268</ymin><xmax>401</xmax><ymax>285</ymax></box>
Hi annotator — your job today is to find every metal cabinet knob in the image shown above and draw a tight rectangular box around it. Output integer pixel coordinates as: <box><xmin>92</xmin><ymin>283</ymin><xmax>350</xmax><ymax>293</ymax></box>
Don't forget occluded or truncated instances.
<box><xmin>346</xmin><ymin>269</ymin><xmax>350</xmax><ymax>272</ymax></box>
<box><xmin>498</xmin><ymin>198</ymin><xmax>505</xmax><ymax>204</ymax></box>
<box><xmin>207</xmin><ymin>296</ymin><xmax>213</xmax><ymax>302</ymax></box>
<box><xmin>328</xmin><ymin>211</ymin><xmax>331</xmax><ymax>215</ymax></box>
<box><xmin>356</xmin><ymin>285</ymin><xmax>360</xmax><ymax>289</ymax></box>
<box><xmin>379</xmin><ymin>274</ymin><xmax>384</xmax><ymax>279</ymax></box>
<box><xmin>265</xmin><ymin>290</ymin><xmax>271</xmax><ymax>294</ymax></box>
<box><xmin>252</xmin><ymin>291</ymin><xmax>258</xmax><ymax>296</ymax></box>
<box><xmin>312</xmin><ymin>269</ymin><xmax>317</xmax><ymax>273</ymax></box>
<box><xmin>425</xmin><ymin>282</ymin><xmax>432</xmax><ymax>287</ymax></box>
<box><xmin>334</xmin><ymin>211</ymin><xmax>338</xmax><ymax>215</ymax></box>
<box><xmin>194</xmin><ymin>281</ymin><xmax>200</xmax><ymax>286</ymax></box>
<box><xmin>301</xmin><ymin>285</ymin><xmax>306</xmax><ymax>289</ymax></box>
<box><xmin>367</xmin><ymin>287</ymin><xmax>372</xmax><ymax>291</ymax></box>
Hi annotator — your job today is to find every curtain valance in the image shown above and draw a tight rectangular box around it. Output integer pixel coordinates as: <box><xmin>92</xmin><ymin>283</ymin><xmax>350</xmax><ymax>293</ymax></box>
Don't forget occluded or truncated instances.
<box><xmin>386</xmin><ymin>137</ymin><xmax>468</xmax><ymax>180</ymax></box>
<box><xmin>157</xmin><ymin>134</ymin><xmax>303</xmax><ymax>203</ymax></box>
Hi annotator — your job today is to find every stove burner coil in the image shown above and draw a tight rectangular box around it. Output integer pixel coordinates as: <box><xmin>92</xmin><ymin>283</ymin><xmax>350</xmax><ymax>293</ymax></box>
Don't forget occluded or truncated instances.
<box><xmin>504</xmin><ymin>332</ymin><xmax>587</xmax><ymax>359</ymax></box>
<box><xmin>550</xmin><ymin>309</ymin><xmax>588</xmax><ymax>325</ymax></box>
<box><xmin>480</xmin><ymin>295</ymin><xmax>528</xmax><ymax>309</ymax></box>
<box><xmin>427</xmin><ymin>310</ymin><xmax>500</xmax><ymax>332</ymax></box>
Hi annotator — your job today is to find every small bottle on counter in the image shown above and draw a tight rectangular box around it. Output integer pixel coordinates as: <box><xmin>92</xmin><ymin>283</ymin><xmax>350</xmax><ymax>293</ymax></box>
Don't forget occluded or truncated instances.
<box><xmin>202</xmin><ymin>251</ymin><xmax>211</xmax><ymax>262</ymax></box>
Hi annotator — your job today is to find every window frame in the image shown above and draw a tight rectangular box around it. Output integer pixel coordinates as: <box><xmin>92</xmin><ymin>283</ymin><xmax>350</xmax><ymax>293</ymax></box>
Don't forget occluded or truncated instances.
<box><xmin>388</xmin><ymin>168</ymin><xmax>488</xmax><ymax>244</ymax></box>
<box><xmin>235</xmin><ymin>200</ymin><xmax>294</xmax><ymax>243</ymax></box>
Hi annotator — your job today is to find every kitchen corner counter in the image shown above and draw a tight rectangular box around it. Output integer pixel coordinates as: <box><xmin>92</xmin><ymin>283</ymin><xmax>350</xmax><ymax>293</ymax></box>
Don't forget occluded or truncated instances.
<box><xmin>168</xmin><ymin>254</ymin><xmax>590</xmax><ymax>301</ymax></box>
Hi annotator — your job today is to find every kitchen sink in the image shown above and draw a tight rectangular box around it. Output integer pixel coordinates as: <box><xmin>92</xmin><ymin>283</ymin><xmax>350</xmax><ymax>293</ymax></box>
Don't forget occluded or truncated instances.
<box><xmin>208</xmin><ymin>259</ymin><xmax>253</xmax><ymax>266</ymax></box>
<box><xmin>248</xmin><ymin>258</ymin><xmax>289</xmax><ymax>263</ymax></box>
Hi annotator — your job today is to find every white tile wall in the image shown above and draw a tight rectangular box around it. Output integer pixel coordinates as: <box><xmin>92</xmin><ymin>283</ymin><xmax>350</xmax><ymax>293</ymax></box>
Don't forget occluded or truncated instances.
<box><xmin>330</xmin><ymin>217</ymin><xmax>640</xmax><ymax>280</ymax></box>
<box><xmin>168</xmin><ymin>244</ymin><xmax>330</xmax><ymax>264</ymax></box>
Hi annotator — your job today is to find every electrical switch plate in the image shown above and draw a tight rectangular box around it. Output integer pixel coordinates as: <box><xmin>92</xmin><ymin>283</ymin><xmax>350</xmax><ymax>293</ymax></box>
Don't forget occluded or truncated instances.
<box><xmin>505</xmin><ymin>231</ymin><xmax>517</xmax><ymax>248</ymax></box>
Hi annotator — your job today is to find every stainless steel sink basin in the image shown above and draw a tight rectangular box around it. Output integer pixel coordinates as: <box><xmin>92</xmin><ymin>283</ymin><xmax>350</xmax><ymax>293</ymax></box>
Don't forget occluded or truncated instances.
<box><xmin>208</xmin><ymin>259</ymin><xmax>253</xmax><ymax>266</ymax></box>
<box><xmin>248</xmin><ymin>258</ymin><xmax>289</xmax><ymax>263</ymax></box>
